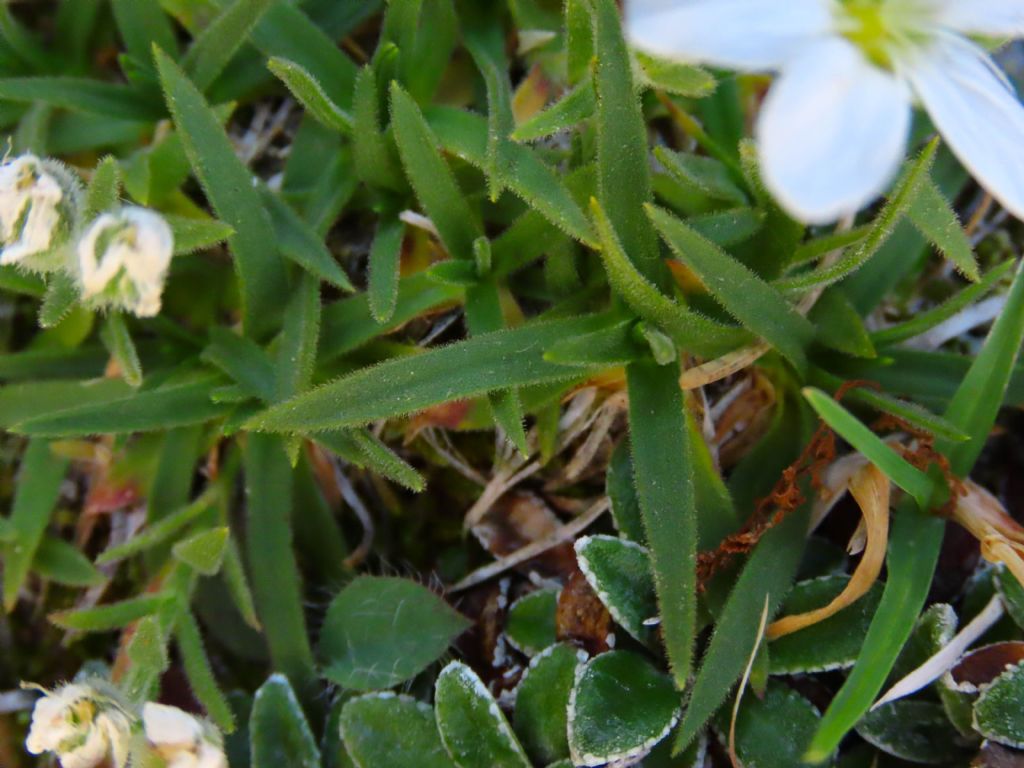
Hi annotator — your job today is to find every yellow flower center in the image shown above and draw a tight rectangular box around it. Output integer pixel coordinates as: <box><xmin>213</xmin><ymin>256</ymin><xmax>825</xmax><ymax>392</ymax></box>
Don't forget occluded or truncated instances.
<box><xmin>837</xmin><ymin>0</ymin><xmax>935</xmax><ymax>69</ymax></box>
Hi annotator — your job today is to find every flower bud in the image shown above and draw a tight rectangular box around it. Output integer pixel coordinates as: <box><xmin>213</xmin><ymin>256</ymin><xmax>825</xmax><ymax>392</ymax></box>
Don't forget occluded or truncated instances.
<box><xmin>143</xmin><ymin>703</ymin><xmax>226</xmax><ymax>768</ymax></box>
<box><xmin>0</xmin><ymin>153</ymin><xmax>81</xmax><ymax>272</ymax></box>
<box><xmin>25</xmin><ymin>683</ymin><xmax>132</xmax><ymax>768</ymax></box>
<box><xmin>77</xmin><ymin>206</ymin><xmax>173</xmax><ymax>317</ymax></box>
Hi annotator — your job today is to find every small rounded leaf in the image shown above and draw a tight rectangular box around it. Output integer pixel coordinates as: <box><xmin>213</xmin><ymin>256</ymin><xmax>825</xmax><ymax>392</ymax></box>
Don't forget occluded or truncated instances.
<box><xmin>568</xmin><ymin>651</ymin><xmax>680</xmax><ymax>767</ymax></box>
<box><xmin>506</xmin><ymin>590</ymin><xmax>558</xmax><ymax>657</ymax></box>
<box><xmin>973</xmin><ymin>661</ymin><xmax>1024</xmax><ymax>749</ymax></box>
<box><xmin>340</xmin><ymin>693</ymin><xmax>454</xmax><ymax>768</ymax></box>
<box><xmin>319</xmin><ymin>577</ymin><xmax>471</xmax><ymax>691</ymax></box>
<box><xmin>513</xmin><ymin>644</ymin><xmax>582</xmax><ymax>765</ymax></box>
<box><xmin>574</xmin><ymin>535</ymin><xmax>657</xmax><ymax>642</ymax></box>
<box><xmin>435</xmin><ymin>662</ymin><xmax>531</xmax><ymax>768</ymax></box>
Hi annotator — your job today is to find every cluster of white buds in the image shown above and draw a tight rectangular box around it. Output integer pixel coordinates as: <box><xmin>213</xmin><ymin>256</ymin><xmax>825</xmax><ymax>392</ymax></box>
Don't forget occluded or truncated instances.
<box><xmin>0</xmin><ymin>154</ymin><xmax>81</xmax><ymax>273</ymax></box>
<box><xmin>24</xmin><ymin>683</ymin><xmax>227</xmax><ymax>768</ymax></box>
<box><xmin>77</xmin><ymin>207</ymin><xmax>174</xmax><ymax>318</ymax></box>
<box><xmin>0</xmin><ymin>152</ymin><xmax>175</xmax><ymax>318</ymax></box>
<box><xmin>24</xmin><ymin>683</ymin><xmax>132</xmax><ymax>768</ymax></box>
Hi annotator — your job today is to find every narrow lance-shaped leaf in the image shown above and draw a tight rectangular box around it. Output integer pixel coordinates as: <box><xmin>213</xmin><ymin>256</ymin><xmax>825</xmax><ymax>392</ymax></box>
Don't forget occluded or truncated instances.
<box><xmin>592</xmin><ymin>0</ymin><xmax>662</xmax><ymax>283</ymax></box>
<box><xmin>248</xmin><ymin>314</ymin><xmax>612</xmax><ymax>434</ymax></box>
<box><xmin>627</xmin><ymin>361</ymin><xmax>697</xmax><ymax>689</ymax></box>
<box><xmin>591</xmin><ymin>199</ymin><xmax>750</xmax><ymax>359</ymax></box>
<box><xmin>181</xmin><ymin>0</ymin><xmax>275</xmax><ymax>92</ymax></box>
<box><xmin>268</xmin><ymin>57</ymin><xmax>352</xmax><ymax>134</ymax></box>
<box><xmin>155</xmin><ymin>47</ymin><xmax>288</xmax><ymax>339</ymax></box>
<box><xmin>3</xmin><ymin>440</ymin><xmax>69</xmax><ymax>612</ymax></box>
<box><xmin>647</xmin><ymin>204</ymin><xmax>815</xmax><ymax>372</ymax></box>
<box><xmin>244</xmin><ymin>436</ymin><xmax>317</xmax><ymax>708</ymax></box>
<box><xmin>803</xmin><ymin>388</ymin><xmax>935</xmax><ymax>509</ymax></box>
<box><xmin>390</xmin><ymin>82</ymin><xmax>481</xmax><ymax>260</ymax></box>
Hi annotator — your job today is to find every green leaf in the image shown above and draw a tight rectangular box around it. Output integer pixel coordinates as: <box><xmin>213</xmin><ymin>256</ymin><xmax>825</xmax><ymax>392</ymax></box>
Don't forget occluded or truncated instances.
<box><xmin>592</xmin><ymin>0</ymin><xmax>661</xmax><ymax>282</ymax></box>
<box><xmin>505</xmin><ymin>589</ymin><xmax>558</xmax><ymax>657</ymax></box>
<box><xmin>16</xmin><ymin>377</ymin><xmax>229</xmax><ymax>437</ymax></box>
<box><xmin>50</xmin><ymin>594</ymin><xmax>168</xmax><ymax>631</ymax></box>
<box><xmin>803</xmin><ymin>388</ymin><xmax>935</xmax><ymax>509</ymax></box>
<box><xmin>182</xmin><ymin>0</ymin><xmax>274</xmax><ymax>92</ymax></box>
<box><xmin>768</xmin><ymin>576</ymin><xmax>883</xmax><ymax>674</ymax></box>
<box><xmin>155</xmin><ymin>47</ymin><xmax>288</xmax><ymax>339</ymax></box>
<box><xmin>635</xmin><ymin>51</ymin><xmax>715</xmax><ymax>97</ymax></box>
<box><xmin>250</xmin><ymin>314</ymin><xmax>611</xmax><ymax>434</ymax></box>
<box><xmin>685</xmin><ymin>207</ymin><xmax>765</xmax><ymax>248</ymax></box>
<box><xmin>320</xmin><ymin>576</ymin><xmax>471</xmax><ymax>691</ymax></box>
<box><xmin>38</xmin><ymin>272</ymin><xmax>80</xmax><ymax>329</ymax></box>
<box><xmin>627</xmin><ymin>361</ymin><xmax>697</xmax><ymax>688</ymax></box>
<box><xmin>84</xmin><ymin>155</ymin><xmax>122</xmax><ymax>219</ymax></box>
<box><xmin>315</xmin><ymin>429</ymin><xmax>426</xmax><ymax>493</ymax></box>
<box><xmin>31</xmin><ymin>536</ymin><xmax>104</xmax><ymax>588</ymax></box>
<box><xmin>368</xmin><ymin>216</ymin><xmax>405</xmax><ymax>323</ymax></box>
<box><xmin>341</xmin><ymin>694</ymin><xmax>455</xmax><ymax>768</ymax></box>
<box><xmin>568</xmin><ymin>651</ymin><xmax>680</xmax><ymax>766</ymax></box>
<box><xmin>996</xmin><ymin>566</ymin><xmax>1024</xmax><ymax>631</ymax></box>
<box><xmin>723</xmin><ymin>681</ymin><xmax>821</xmax><ymax>768</ymax></box>
<box><xmin>675</xmin><ymin>497</ymin><xmax>810</xmax><ymax>751</ymax></box>
<box><xmin>127</xmin><ymin>615</ymin><xmax>169</xmax><ymax>677</ymax></box>
<box><xmin>391</xmin><ymin>83</ymin><xmax>481</xmax><ymax>260</ymax></box>
<box><xmin>544</xmin><ymin>319</ymin><xmax>646</xmax><ymax>368</ymax></box>
<box><xmin>856</xmin><ymin>701</ymin><xmax>967</xmax><ymax>764</ymax></box>
<box><xmin>172</xmin><ymin>527</ymin><xmax>228</xmax><ymax>576</ymax></box>
<box><xmin>776</xmin><ymin>142</ymin><xmax>938</xmax><ymax>293</ymax></box>
<box><xmin>973</xmin><ymin>661</ymin><xmax>1024</xmax><ymax>748</ymax></box>
<box><xmin>268</xmin><ymin>57</ymin><xmax>352</xmax><ymax>134</ymax></box>
<box><xmin>607</xmin><ymin>440</ymin><xmax>645</xmax><ymax>544</ymax></box>
<box><xmin>512</xmin><ymin>80</ymin><xmax>594</xmax><ymax>142</ymax></box>
<box><xmin>3</xmin><ymin>440</ymin><xmax>69</xmax><ymax>611</ymax></box>
<box><xmin>244</xmin><ymin>436</ymin><xmax>317</xmax><ymax>703</ymax></box>
<box><xmin>382</xmin><ymin>0</ymin><xmax>457</xmax><ymax>104</ymax></box>
<box><xmin>655</xmin><ymin>148</ymin><xmax>746</xmax><ymax>206</ymax></box>
<box><xmin>810</xmin><ymin>289</ymin><xmax>876</xmax><ymax>358</ymax></box>
<box><xmin>352</xmin><ymin>66</ymin><xmax>403</xmax><ymax>190</ymax></box>
<box><xmin>274</xmin><ymin>273</ymin><xmax>320</xmax><ymax>402</ymax></box>
<box><xmin>435</xmin><ymin>662</ymin><xmax>531</xmax><ymax>768</ymax></box>
<box><xmin>100</xmin><ymin>313</ymin><xmax>143</xmax><ymax>388</ymax></box>
<box><xmin>0</xmin><ymin>77</ymin><xmax>163</xmax><ymax>120</ymax></box>
<box><xmin>166</xmin><ymin>215</ymin><xmax>235</xmax><ymax>255</ymax></box>
<box><xmin>112</xmin><ymin>0</ymin><xmax>179</xmax><ymax>65</ymax></box>
<box><xmin>907</xmin><ymin>177</ymin><xmax>979</xmax><ymax>281</ymax></box>
<box><xmin>176</xmin><ymin>609</ymin><xmax>236</xmax><ymax>732</ymax></box>
<box><xmin>575</xmin><ymin>535</ymin><xmax>656</xmax><ymax>643</ymax></box>
<box><xmin>647</xmin><ymin>204</ymin><xmax>815</xmax><ymax>371</ymax></box>
<box><xmin>870</xmin><ymin>259</ymin><xmax>1015</xmax><ymax>347</ymax></box>
<box><xmin>250</xmin><ymin>674</ymin><xmax>321</xmax><ymax>768</ymax></box>
<box><xmin>203</xmin><ymin>327</ymin><xmax>275</xmax><ymax>402</ymax></box>
<box><xmin>513</xmin><ymin>645</ymin><xmax>580</xmax><ymax>766</ymax></box>
<box><xmin>591</xmin><ymin>199</ymin><xmax>750</xmax><ymax>359</ymax></box>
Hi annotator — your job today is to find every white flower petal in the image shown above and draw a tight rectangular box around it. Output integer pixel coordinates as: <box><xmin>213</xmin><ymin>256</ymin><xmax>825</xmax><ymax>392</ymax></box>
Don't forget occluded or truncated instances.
<box><xmin>626</xmin><ymin>0</ymin><xmax>835</xmax><ymax>71</ymax></box>
<box><xmin>907</xmin><ymin>36</ymin><xmax>1024</xmax><ymax>221</ymax></box>
<box><xmin>143</xmin><ymin>703</ymin><xmax>203</xmax><ymax>748</ymax></box>
<box><xmin>933</xmin><ymin>0</ymin><xmax>1024</xmax><ymax>36</ymax></box>
<box><xmin>757</xmin><ymin>37</ymin><xmax>912</xmax><ymax>224</ymax></box>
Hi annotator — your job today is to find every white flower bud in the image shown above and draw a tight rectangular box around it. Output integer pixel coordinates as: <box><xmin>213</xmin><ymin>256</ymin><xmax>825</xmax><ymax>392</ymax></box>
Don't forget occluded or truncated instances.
<box><xmin>77</xmin><ymin>206</ymin><xmax>174</xmax><ymax>318</ymax></box>
<box><xmin>25</xmin><ymin>683</ymin><xmax>132</xmax><ymax>768</ymax></box>
<box><xmin>143</xmin><ymin>703</ymin><xmax>227</xmax><ymax>768</ymax></box>
<box><xmin>0</xmin><ymin>153</ymin><xmax>81</xmax><ymax>272</ymax></box>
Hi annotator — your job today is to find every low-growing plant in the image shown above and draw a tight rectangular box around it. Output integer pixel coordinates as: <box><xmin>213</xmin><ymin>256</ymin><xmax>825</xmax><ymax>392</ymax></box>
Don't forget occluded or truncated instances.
<box><xmin>0</xmin><ymin>1</ymin><xmax>1023</xmax><ymax>766</ymax></box>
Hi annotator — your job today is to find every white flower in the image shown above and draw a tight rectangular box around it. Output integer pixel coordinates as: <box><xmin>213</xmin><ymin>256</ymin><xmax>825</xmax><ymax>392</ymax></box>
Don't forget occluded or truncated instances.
<box><xmin>77</xmin><ymin>206</ymin><xmax>173</xmax><ymax>317</ymax></box>
<box><xmin>627</xmin><ymin>0</ymin><xmax>1024</xmax><ymax>224</ymax></box>
<box><xmin>143</xmin><ymin>703</ymin><xmax>226</xmax><ymax>768</ymax></box>
<box><xmin>25</xmin><ymin>683</ymin><xmax>132</xmax><ymax>768</ymax></box>
<box><xmin>0</xmin><ymin>153</ymin><xmax>80</xmax><ymax>271</ymax></box>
